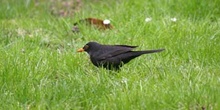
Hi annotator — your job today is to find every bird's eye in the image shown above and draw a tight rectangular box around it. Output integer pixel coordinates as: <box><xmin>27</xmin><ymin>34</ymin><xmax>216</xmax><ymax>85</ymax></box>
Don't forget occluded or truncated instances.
<box><xmin>83</xmin><ymin>45</ymin><xmax>89</xmax><ymax>50</ymax></box>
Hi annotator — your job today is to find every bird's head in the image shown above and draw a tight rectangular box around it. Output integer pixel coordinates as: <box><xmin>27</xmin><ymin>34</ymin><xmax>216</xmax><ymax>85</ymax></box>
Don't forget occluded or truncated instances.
<box><xmin>77</xmin><ymin>42</ymin><xmax>100</xmax><ymax>53</ymax></box>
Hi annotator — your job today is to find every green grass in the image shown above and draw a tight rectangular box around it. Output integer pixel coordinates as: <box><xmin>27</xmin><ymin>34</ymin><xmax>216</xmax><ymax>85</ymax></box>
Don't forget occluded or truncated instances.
<box><xmin>1</xmin><ymin>0</ymin><xmax>220</xmax><ymax>109</ymax></box>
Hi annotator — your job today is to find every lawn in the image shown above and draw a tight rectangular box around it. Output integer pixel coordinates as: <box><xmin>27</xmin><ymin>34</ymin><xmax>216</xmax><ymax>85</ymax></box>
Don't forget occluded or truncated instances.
<box><xmin>0</xmin><ymin>0</ymin><xmax>220</xmax><ymax>109</ymax></box>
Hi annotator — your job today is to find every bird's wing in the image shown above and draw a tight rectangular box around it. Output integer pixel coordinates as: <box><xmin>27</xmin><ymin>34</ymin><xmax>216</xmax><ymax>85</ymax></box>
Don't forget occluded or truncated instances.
<box><xmin>96</xmin><ymin>45</ymin><xmax>137</xmax><ymax>60</ymax></box>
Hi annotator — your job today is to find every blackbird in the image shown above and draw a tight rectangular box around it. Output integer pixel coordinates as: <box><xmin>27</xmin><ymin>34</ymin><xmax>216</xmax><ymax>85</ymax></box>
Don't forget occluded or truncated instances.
<box><xmin>77</xmin><ymin>42</ymin><xmax>165</xmax><ymax>70</ymax></box>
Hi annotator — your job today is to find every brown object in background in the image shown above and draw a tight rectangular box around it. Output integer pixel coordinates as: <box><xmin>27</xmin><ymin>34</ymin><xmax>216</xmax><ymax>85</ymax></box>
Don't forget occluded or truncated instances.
<box><xmin>72</xmin><ymin>18</ymin><xmax>113</xmax><ymax>32</ymax></box>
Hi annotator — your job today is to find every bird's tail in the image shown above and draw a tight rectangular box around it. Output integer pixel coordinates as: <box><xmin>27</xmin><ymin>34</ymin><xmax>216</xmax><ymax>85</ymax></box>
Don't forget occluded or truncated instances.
<box><xmin>139</xmin><ymin>48</ymin><xmax>165</xmax><ymax>54</ymax></box>
<box><xmin>120</xmin><ymin>49</ymin><xmax>165</xmax><ymax>64</ymax></box>
<box><xmin>127</xmin><ymin>49</ymin><xmax>165</xmax><ymax>58</ymax></box>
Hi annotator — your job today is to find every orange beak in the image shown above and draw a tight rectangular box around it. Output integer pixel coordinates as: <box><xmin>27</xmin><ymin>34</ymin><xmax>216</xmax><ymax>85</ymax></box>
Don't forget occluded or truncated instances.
<box><xmin>77</xmin><ymin>48</ymin><xmax>84</xmax><ymax>52</ymax></box>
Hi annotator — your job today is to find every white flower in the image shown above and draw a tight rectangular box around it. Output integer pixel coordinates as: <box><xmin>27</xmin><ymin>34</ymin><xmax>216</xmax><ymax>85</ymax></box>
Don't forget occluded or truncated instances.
<box><xmin>103</xmin><ymin>19</ymin><xmax>110</xmax><ymax>24</ymax></box>
<box><xmin>171</xmin><ymin>17</ymin><xmax>177</xmax><ymax>22</ymax></box>
<box><xmin>145</xmin><ymin>17</ymin><xmax>152</xmax><ymax>22</ymax></box>
<box><xmin>67</xmin><ymin>43</ymin><xmax>71</xmax><ymax>46</ymax></box>
<box><xmin>121</xmin><ymin>77</ymin><xmax>128</xmax><ymax>84</ymax></box>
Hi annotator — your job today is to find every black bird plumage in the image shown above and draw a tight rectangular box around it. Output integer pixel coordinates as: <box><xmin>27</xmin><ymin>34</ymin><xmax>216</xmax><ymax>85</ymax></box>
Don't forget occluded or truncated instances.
<box><xmin>77</xmin><ymin>42</ymin><xmax>165</xmax><ymax>70</ymax></box>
